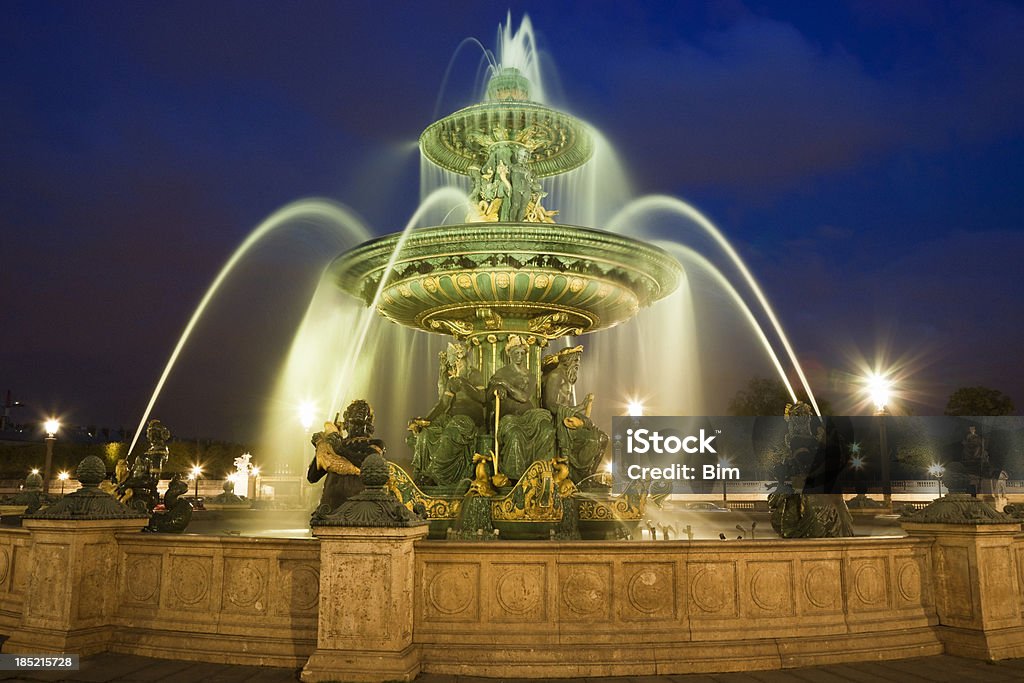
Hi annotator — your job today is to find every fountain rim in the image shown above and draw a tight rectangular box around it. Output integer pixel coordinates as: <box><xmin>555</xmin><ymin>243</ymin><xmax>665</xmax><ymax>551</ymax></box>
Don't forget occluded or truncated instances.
<box><xmin>329</xmin><ymin>222</ymin><xmax>681</xmax><ymax>284</ymax></box>
<box><xmin>326</xmin><ymin>222</ymin><xmax>683</xmax><ymax>338</ymax></box>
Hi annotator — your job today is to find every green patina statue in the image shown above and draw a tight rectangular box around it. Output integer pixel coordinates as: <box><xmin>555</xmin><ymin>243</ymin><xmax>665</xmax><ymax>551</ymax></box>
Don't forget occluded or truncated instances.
<box><xmin>408</xmin><ymin>342</ymin><xmax>486</xmax><ymax>487</ymax></box>
<box><xmin>541</xmin><ymin>346</ymin><xmax>608</xmax><ymax>483</ymax></box>
<box><xmin>488</xmin><ymin>335</ymin><xmax>555</xmax><ymax>481</ymax></box>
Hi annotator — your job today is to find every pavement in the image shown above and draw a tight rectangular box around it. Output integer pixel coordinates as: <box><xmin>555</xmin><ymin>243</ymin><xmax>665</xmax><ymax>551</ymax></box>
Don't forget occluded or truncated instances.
<box><xmin>2</xmin><ymin>653</ymin><xmax>1024</xmax><ymax>683</ymax></box>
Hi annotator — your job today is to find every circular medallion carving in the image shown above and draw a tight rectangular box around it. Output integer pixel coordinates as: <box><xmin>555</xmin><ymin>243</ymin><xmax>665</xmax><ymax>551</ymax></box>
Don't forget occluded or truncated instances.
<box><xmin>290</xmin><ymin>565</ymin><xmax>320</xmax><ymax>611</ymax></box>
<box><xmin>495</xmin><ymin>272</ymin><xmax>510</xmax><ymax>288</ymax></box>
<box><xmin>227</xmin><ymin>563</ymin><xmax>265</xmax><ymax>607</ymax></box>
<box><xmin>750</xmin><ymin>567</ymin><xmax>787</xmax><ymax>611</ymax></box>
<box><xmin>171</xmin><ymin>558</ymin><xmax>210</xmax><ymax>606</ymax></box>
<box><xmin>0</xmin><ymin>547</ymin><xmax>10</xmax><ymax>585</ymax></box>
<box><xmin>569</xmin><ymin>277</ymin><xmax>586</xmax><ymax>293</ymax></box>
<box><xmin>897</xmin><ymin>562</ymin><xmax>921</xmax><ymax>602</ymax></box>
<box><xmin>803</xmin><ymin>565</ymin><xmax>837</xmax><ymax>609</ymax></box>
<box><xmin>126</xmin><ymin>556</ymin><xmax>160</xmax><ymax>603</ymax></box>
<box><xmin>423</xmin><ymin>277</ymin><xmax>438</xmax><ymax>293</ymax></box>
<box><xmin>427</xmin><ymin>568</ymin><xmax>475</xmax><ymax>615</ymax></box>
<box><xmin>496</xmin><ymin>568</ymin><xmax>541</xmax><ymax>615</ymax></box>
<box><xmin>456</xmin><ymin>273</ymin><xmax>472</xmax><ymax>288</ymax></box>
<box><xmin>854</xmin><ymin>564</ymin><xmax>885</xmax><ymax>605</ymax></box>
<box><xmin>561</xmin><ymin>568</ymin><xmax>605</xmax><ymax>616</ymax></box>
<box><xmin>629</xmin><ymin>567</ymin><xmax>668</xmax><ymax>614</ymax></box>
<box><xmin>398</xmin><ymin>283</ymin><xmax>412</xmax><ymax>297</ymax></box>
<box><xmin>534</xmin><ymin>274</ymin><xmax>550</xmax><ymax>288</ymax></box>
<box><xmin>690</xmin><ymin>566</ymin><xmax>727</xmax><ymax>613</ymax></box>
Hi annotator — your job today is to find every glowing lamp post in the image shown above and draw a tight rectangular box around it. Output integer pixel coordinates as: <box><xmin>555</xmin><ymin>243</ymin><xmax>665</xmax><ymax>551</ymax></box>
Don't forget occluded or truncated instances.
<box><xmin>720</xmin><ymin>457</ymin><xmax>732</xmax><ymax>506</ymax></box>
<box><xmin>626</xmin><ymin>400</ymin><xmax>644</xmax><ymax>417</ymax></box>
<box><xmin>43</xmin><ymin>417</ymin><xmax>60</xmax><ymax>494</ymax></box>
<box><xmin>252</xmin><ymin>466</ymin><xmax>261</xmax><ymax>500</ymax></box>
<box><xmin>865</xmin><ymin>373</ymin><xmax>893</xmax><ymax>508</ymax></box>
<box><xmin>190</xmin><ymin>464</ymin><xmax>203</xmax><ymax>500</ymax></box>
<box><xmin>57</xmin><ymin>470</ymin><xmax>69</xmax><ymax>496</ymax></box>
<box><xmin>928</xmin><ymin>463</ymin><xmax>946</xmax><ymax>498</ymax></box>
<box><xmin>851</xmin><ymin>449</ymin><xmax>865</xmax><ymax>484</ymax></box>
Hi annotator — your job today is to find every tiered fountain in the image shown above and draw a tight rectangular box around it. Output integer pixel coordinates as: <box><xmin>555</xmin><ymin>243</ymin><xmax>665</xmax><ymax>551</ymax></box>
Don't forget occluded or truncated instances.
<box><xmin>326</xmin><ymin>66</ymin><xmax>682</xmax><ymax>538</ymax></box>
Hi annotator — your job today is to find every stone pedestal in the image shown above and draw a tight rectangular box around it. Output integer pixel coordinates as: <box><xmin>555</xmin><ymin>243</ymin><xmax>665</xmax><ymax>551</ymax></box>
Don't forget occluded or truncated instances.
<box><xmin>301</xmin><ymin>525</ymin><xmax>428</xmax><ymax>682</ymax></box>
<box><xmin>3</xmin><ymin>517</ymin><xmax>148</xmax><ymax>655</ymax></box>
<box><xmin>902</xmin><ymin>495</ymin><xmax>1024</xmax><ymax>660</ymax></box>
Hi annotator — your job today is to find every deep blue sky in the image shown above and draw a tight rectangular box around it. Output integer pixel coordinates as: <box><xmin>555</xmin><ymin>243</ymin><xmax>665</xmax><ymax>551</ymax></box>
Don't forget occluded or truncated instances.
<box><xmin>3</xmin><ymin>1</ymin><xmax>1023</xmax><ymax>439</ymax></box>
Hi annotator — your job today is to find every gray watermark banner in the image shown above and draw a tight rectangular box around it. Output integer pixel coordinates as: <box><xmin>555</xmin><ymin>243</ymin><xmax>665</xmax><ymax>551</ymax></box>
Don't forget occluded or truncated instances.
<box><xmin>609</xmin><ymin>415</ymin><xmax>1024</xmax><ymax>495</ymax></box>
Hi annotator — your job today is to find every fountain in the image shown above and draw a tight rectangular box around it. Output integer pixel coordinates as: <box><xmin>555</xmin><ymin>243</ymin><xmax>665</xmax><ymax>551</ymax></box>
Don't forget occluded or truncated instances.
<box><xmin>314</xmin><ymin>59</ymin><xmax>682</xmax><ymax>539</ymax></box>
<box><xmin>6</xmin><ymin>15</ymin><xmax>1024</xmax><ymax>682</ymax></box>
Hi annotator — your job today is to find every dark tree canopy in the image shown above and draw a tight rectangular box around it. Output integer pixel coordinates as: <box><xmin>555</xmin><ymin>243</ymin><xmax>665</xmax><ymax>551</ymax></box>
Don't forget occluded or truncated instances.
<box><xmin>729</xmin><ymin>377</ymin><xmax>790</xmax><ymax>416</ymax></box>
<box><xmin>944</xmin><ymin>386</ymin><xmax>1016</xmax><ymax>416</ymax></box>
<box><xmin>727</xmin><ymin>377</ymin><xmax>832</xmax><ymax>416</ymax></box>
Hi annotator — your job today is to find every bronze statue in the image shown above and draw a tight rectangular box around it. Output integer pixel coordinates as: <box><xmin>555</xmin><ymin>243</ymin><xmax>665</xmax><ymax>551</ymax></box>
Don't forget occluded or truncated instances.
<box><xmin>146</xmin><ymin>472</ymin><xmax>193</xmax><ymax>533</ymax></box>
<box><xmin>116</xmin><ymin>418</ymin><xmax>172</xmax><ymax>514</ymax></box>
<box><xmin>408</xmin><ymin>343</ymin><xmax>486</xmax><ymax>487</ymax></box>
<box><xmin>487</xmin><ymin>335</ymin><xmax>554</xmax><ymax>480</ymax></box>
<box><xmin>307</xmin><ymin>399</ymin><xmax>385</xmax><ymax>513</ymax></box>
<box><xmin>541</xmin><ymin>346</ymin><xmax>608</xmax><ymax>482</ymax></box>
<box><xmin>767</xmin><ymin>403</ymin><xmax>854</xmax><ymax>538</ymax></box>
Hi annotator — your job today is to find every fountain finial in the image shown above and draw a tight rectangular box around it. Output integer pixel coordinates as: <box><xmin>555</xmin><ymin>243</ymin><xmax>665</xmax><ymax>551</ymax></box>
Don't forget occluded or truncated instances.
<box><xmin>487</xmin><ymin>66</ymin><xmax>531</xmax><ymax>102</ymax></box>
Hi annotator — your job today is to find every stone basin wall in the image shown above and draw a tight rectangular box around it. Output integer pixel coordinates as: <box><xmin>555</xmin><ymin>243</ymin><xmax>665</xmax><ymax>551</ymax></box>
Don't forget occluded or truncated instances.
<box><xmin>0</xmin><ymin>527</ymin><xmax>319</xmax><ymax>668</ymax></box>
<box><xmin>413</xmin><ymin>537</ymin><xmax>941</xmax><ymax>676</ymax></box>
<box><xmin>1</xmin><ymin>521</ymin><xmax>1024</xmax><ymax>679</ymax></box>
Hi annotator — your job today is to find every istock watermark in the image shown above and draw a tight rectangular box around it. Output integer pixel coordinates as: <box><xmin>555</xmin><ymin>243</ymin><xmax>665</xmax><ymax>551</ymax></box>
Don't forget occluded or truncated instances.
<box><xmin>609</xmin><ymin>415</ymin><xmax>1024</xmax><ymax>497</ymax></box>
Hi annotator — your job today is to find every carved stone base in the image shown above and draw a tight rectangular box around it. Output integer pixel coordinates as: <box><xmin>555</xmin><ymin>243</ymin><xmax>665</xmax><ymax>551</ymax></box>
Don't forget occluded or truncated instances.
<box><xmin>301</xmin><ymin>525</ymin><xmax>428</xmax><ymax>683</ymax></box>
<box><xmin>938</xmin><ymin>624</ymin><xmax>1024</xmax><ymax>661</ymax></box>
<box><xmin>302</xmin><ymin>643</ymin><xmax>420</xmax><ymax>682</ymax></box>
<box><xmin>3</xmin><ymin>517</ymin><xmax>149</xmax><ymax>656</ymax></box>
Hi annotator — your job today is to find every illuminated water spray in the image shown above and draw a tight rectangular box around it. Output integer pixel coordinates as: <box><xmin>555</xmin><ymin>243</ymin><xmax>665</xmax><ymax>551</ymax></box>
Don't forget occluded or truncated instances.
<box><xmin>127</xmin><ymin>199</ymin><xmax>372</xmax><ymax>457</ymax></box>
<box><xmin>609</xmin><ymin>196</ymin><xmax>821</xmax><ymax>415</ymax></box>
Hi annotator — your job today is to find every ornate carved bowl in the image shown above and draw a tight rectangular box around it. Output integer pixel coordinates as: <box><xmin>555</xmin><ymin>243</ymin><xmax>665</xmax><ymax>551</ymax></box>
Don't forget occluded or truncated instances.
<box><xmin>419</xmin><ymin>100</ymin><xmax>592</xmax><ymax>178</ymax></box>
<box><xmin>329</xmin><ymin>223</ymin><xmax>682</xmax><ymax>338</ymax></box>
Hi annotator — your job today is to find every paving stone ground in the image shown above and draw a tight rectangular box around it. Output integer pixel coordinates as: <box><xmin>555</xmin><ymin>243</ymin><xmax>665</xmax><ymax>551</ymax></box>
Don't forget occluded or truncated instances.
<box><xmin>0</xmin><ymin>654</ymin><xmax>1023</xmax><ymax>682</ymax></box>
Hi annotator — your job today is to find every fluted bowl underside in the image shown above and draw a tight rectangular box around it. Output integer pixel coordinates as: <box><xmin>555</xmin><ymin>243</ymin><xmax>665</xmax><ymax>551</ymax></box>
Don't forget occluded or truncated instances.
<box><xmin>329</xmin><ymin>223</ymin><xmax>682</xmax><ymax>338</ymax></box>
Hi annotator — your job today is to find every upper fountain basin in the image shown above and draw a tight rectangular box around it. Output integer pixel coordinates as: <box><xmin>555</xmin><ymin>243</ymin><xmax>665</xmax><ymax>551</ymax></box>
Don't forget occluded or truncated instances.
<box><xmin>419</xmin><ymin>99</ymin><xmax>592</xmax><ymax>179</ymax></box>
<box><xmin>329</xmin><ymin>223</ymin><xmax>682</xmax><ymax>339</ymax></box>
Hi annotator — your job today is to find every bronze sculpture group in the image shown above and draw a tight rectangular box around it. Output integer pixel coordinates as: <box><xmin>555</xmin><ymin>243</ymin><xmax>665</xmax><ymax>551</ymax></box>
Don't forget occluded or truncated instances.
<box><xmin>307</xmin><ymin>339</ymin><xmax>610</xmax><ymax>518</ymax></box>
<box><xmin>408</xmin><ymin>338</ymin><xmax>607</xmax><ymax>492</ymax></box>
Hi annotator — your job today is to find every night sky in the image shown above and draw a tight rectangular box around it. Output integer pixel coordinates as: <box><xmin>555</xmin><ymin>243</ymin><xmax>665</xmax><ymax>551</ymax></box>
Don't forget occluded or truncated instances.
<box><xmin>3</xmin><ymin>1</ymin><xmax>1023</xmax><ymax>441</ymax></box>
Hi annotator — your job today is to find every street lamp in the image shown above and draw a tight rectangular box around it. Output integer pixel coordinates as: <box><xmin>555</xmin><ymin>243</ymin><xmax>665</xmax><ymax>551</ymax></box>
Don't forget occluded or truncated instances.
<box><xmin>57</xmin><ymin>471</ymin><xmax>69</xmax><ymax>496</ymax></box>
<box><xmin>864</xmin><ymin>372</ymin><xmax>893</xmax><ymax>509</ymax></box>
<box><xmin>720</xmin><ymin>457</ymin><xmax>732</xmax><ymax>507</ymax></box>
<box><xmin>190</xmin><ymin>464</ymin><xmax>203</xmax><ymax>500</ymax></box>
<box><xmin>846</xmin><ymin>445</ymin><xmax>875</xmax><ymax>509</ymax></box>
<box><xmin>43</xmin><ymin>417</ymin><xmax>60</xmax><ymax>494</ymax></box>
<box><xmin>927</xmin><ymin>463</ymin><xmax>946</xmax><ymax>497</ymax></box>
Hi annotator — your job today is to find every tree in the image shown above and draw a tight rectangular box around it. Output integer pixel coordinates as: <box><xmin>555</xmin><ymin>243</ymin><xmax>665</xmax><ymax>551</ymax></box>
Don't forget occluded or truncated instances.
<box><xmin>727</xmin><ymin>377</ymin><xmax>832</xmax><ymax>416</ymax></box>
<box><xmin>944</xmin><ymin>386</ymin><xmax>1016</xmax><ymax>416</ymax></box>
<box><xmin>729</xmin><ymin>377</ymin><xmax>790</xmax><ymax>416</ymax></box>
